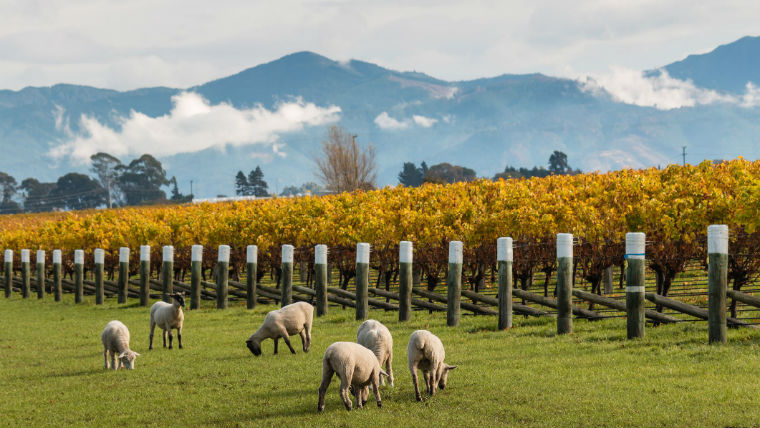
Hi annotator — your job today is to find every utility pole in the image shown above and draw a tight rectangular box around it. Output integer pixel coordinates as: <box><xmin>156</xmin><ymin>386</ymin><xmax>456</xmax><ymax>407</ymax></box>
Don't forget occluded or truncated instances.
<box><xmin>682</xmin><ymin>146</ymin><xmax>687</xmax><ymax>166</ymax></box>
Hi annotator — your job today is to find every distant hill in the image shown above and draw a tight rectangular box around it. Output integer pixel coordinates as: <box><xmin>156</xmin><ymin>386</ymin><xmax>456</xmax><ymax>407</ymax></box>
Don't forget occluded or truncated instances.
<box><xmin>2</xmin><ymin>39</ymin><xmax>760</xmax><ymax>198</ymax></box>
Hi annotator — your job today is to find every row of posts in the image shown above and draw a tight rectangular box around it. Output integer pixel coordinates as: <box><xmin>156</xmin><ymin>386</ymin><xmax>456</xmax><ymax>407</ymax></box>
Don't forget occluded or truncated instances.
<box><xmin>2</xmin><ymin>225</ymin><xmax>730</xmax><ymax>342</ymax></box>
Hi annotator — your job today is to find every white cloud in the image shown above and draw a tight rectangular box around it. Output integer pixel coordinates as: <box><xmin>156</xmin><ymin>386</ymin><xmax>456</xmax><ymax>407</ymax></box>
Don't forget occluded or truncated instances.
<box><xmin>374</xmin><ymin>112</ymin><xmax>409</xmax><ymax>130</ymax></box>
<box><xmin>412</xmin><ymin>115</ymin><xmax>438</xmax><ymax>127</ymax></box>
<box><xmin>579</xmin><ymin>67</ymin><xmax>736</xmax><ymax>110</ymax></box>
<box><xmin>49</xmin><ymin>92</ymin><xmax>340</xmax><ymax>163</ymax></box>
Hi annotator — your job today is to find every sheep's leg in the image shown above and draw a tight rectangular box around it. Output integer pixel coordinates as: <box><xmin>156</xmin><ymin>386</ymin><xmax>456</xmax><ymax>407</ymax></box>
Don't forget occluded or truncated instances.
<box><xmin>304</xmin><ymin>321</ymin><xmax>312</xmax><ymax>352</ymax></box>
<box><xmin>149</xmin><ymin>321</ymin><xmax>156</xmax><ymax>350</ymax></box>
<box><xmin>317</xmin><ymin>360</ymin><xmax>334</xmax><ymax>412</ymax></box>
<box><xmin>177</xmin><ymin>326</ymin><xmax>183</xmax><ymax>349</ymax></box>
<box><xmin>430</xmin><ymin>370</ymin><xmax>438</xmax><ymax>396</ymax></box>
<box><xmin>371</xmin><ymin>373</ymin><xmax>382</xmax><ymax>408</ymax></box>
<box><xmin>386</xmin><ymin>354</ymin><xmax>394</xmax><ymax>387</ymax></box>
<box><xmin>168</xmin><ymin>331</ymin><xmax>174</xmax><ymax>349</ymax></box>
<box><xmin>111</xmin><ymin>352</ymin><xmax>117</xmax><ymax>371</ymax></box>
<box><xmin>163</xmin><ymin>330</ymin><xmax>167</xmax><ymax>348</ymax></box>
<box><xmin>424</xmin><ymin>371</ymin><xmax>432</xmax><ymax>394</ymax></box>
<box><xmin>103</xmin><ymin>350</ymin><xmax>108</xmax><ymax>369</ymax></box>
<box><xmin>299</xmin><ymin>329</ymin><xmax>308</xmax><ymax>352</ymax></box>
<box><xmin>339</xmin><ymin>369</ymin><xmax>354</xmax><ymax>411</ymax></box>
<box><xmin>273</xmin><ymin>338</ymin><xmax>279</xmax><ymax>354</ymax></box>
<box><xmin>282</xmin><ymin>335</ymin><xmax>296</xmax><ymax>354</ymax></box>
<box><xmin>409</xmin><ymin>362</ymin><xmax>422</xmax><ymax>401</ymax></box>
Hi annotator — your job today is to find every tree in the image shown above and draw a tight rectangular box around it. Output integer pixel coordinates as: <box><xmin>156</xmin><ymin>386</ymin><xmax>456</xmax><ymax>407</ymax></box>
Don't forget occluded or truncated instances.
<box><xmin>117</xmin><ymin>154</ymin><xmax>170</xmax><ymax>206</ymax></box>
<box><xmin>235</xmin><ymin>171</ymin><xmax>252</xmax><ymax>196</ymax></box>
<box><xmin>90</xmin><ymin>152</ymin><xmax>123</xmax><ymax>208</ymax></box>
<box><xmin>248</xmin><ymin>166</ymin><xmax>269</xmax><ymax>197</ymax></box>
<box><xmin>549</xmin><ymin>150</ymin><xmax>570</xmax><ymax>175</ymax></box>
<box><xmin>19</xmin><ymin>178</ymin><xmax>56</xmax><ymax>213</ymax></box>
<box><xmin>0</xmin><ymin>172</ymin><xmax>21</xmax><ymax>214</ymax></box>
<box><xmin>169</xmin><ymin>176</ymin><xmax>192</xmax><ymax>203</ymax></box>
<box><xmin>280</xmin><ymin>182</ymin><xmax>325</xmax><ymax>196</ymax></box>
<box><xmin>398</xmin><ymin>162</ymin><xmax>426</xmax><ymax>187</ymax></box>
<box><xmin>423</xmin><ymin>162</ymin><xmax>477</xmax><ymax>184</ymax></box>
<box><xmin>48</xmin><ymin>173</ymin><xmax>106</xmax><ymax>211</ymax></box>
<box><xmin>315</xmin><ymin>126</ymin><xmax>377</xmax><ymax>193</ymax></box>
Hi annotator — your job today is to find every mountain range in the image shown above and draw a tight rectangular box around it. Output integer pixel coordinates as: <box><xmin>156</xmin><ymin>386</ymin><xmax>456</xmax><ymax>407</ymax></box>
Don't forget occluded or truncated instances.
<box><xmin>2</xmin><ymin>36</ymin><xmax>760</xmax><ymax>197</ymax></box>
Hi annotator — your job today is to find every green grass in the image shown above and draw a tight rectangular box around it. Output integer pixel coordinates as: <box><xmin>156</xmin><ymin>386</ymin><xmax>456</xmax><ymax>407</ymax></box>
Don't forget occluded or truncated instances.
<box><xmin>1</xmin><ymin>295</ymin><xmax>760</xmax><ymax>428</ymax></box>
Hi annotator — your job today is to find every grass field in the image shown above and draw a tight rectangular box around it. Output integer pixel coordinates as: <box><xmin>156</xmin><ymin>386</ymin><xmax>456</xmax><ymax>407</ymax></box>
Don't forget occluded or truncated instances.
<box><xmin>1</xmin><ymin>296</ymin><xmax>760</xmax><ymax>427</ymax></box>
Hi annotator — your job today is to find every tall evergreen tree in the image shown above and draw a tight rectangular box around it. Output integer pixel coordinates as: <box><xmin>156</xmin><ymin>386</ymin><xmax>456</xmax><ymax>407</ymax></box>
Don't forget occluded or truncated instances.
<box><xmin>248</xmin><ymin>166</ymin><xmax>269</xmax><ymax>197</ymax></box>
<box><xmin>235</xmin><ymin>171</ymin><xmax>252</xmax><ymax>196</ymax></box>
<box><xmin>398</xmin><ymin>162</ymin><xmax>425</xmax><ymax>187</ymax></box>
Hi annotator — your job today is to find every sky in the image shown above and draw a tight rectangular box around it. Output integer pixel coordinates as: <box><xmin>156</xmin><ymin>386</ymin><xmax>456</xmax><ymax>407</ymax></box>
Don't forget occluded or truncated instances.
<box><xmin>2</xmin><ymin>0</ymin><xmax>760</xmax><ymax>91</ymax></box>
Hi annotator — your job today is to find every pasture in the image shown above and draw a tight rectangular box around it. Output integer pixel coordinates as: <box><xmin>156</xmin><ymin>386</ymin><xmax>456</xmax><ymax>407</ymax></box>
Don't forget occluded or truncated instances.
<box><xmin>1</xmin><ymin>296</ymin><xmax>759</xmax><ymax>427</ymax></box>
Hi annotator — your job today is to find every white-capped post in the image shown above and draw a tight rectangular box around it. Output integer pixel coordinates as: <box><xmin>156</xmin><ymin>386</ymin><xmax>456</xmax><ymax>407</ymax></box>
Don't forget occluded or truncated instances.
<box><xmin>245</xmin><ymin>245</ymin><xmax>257</xmax><ymax>310</ymax></box>
<box><xmin>190</xmin><ymin>245</ymin><xmax>203</xmax><ymax>310</ymax></box>
<box><xmin>217</xmin><ymin>245</ymin><xmax>230</xmax><ymax>309</ymax></box>
<box><xmin>4</xmin><ymin>250</ymin><xmax>12</xmax><ymax>298</ymax></box>
<box><xmin>399</xmin><ymin>241</ymin><xmax>414</xmax><ymax>322</ymax></box>
<box><xmin>94</xmin><ymin>248</ymin><xmax>105</xmax><ymax>304</ymax></box>
<box><xmin>355</xmin><ymin>243</ymin><xmax>370</xmax><ymax>320</ymax></box>
<box><xmin>497</xmin><ymin>237</ymin><xmax>514</xmax><ymax>330</ymax></box>
<box><xmin>708</xmin><ymin>225</ymin><xmax>729</xmax><ymax>344</ymax></box>
<box><xmin>74</xmin><ymin>249</ymin><xmax>84</xmax><ymax>304</ymax></box>
<box><xmin>20</xmin><ymin>249</ymin><xmax>30</xmax><ymax>298</ymax></box>
<box><xmin>625</xmin><ymin>232</ymin><xmax>646</xmax><ymax>339</ymax></box>
<box><xmin>161</xmin><ymin>245</ymin><xmax>174</xmax><ymax>302</ymax></box>
<box><xmin>447</xmin><ymin>241</ymin><xmax>463</xmax><ymax>327</ymax></box>
<box><xmin>35</xmin><ymin>250</ymin><xmax>45</xmax><ymax>300</ymax></box>
<box><xmin>139</xmin><ymin>245</ymin><xmax>150</xmax><ymax>306</ymax></box>
<box><xmin>52</xmin><ymin>250</ymin><xmax>62</xmax><ymax>301</ymax></box>
<box><xmin>117</xmin><ymin>247</ymin><xmax>129</xmax><ymax>304</ymax></box>
<box><xmin>556</xmin><ymin>234</ymin><xmax>573</xmax><ymax>335</ymax></box>
<box><xmin>281</xmin><ymin>244</ymin><xmax>294</xmax><ymax>308</ymax></box>
<box><xmin>314</xmin><ymin>245</ymin><xmax>328</xmax><ymax>316</ymax></box>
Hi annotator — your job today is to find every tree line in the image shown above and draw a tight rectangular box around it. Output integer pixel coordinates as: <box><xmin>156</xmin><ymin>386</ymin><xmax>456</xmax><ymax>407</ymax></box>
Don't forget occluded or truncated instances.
<box><xmin>0</xmin><ymin>153</ymin><xmax>191</xmax><ymax>214</ymax></box>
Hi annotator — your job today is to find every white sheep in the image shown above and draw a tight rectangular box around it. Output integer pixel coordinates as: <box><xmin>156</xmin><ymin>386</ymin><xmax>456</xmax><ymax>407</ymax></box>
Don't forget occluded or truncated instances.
<box><xmin>407</xmin><ymin>330</ymin><xmax>457</xmax><ymax>401</ymax></box>
<box><xmin>317</xmin><ymin>341</ymin><xmax>389</xmax><ymax>411</ymax></box>
<box><xmin>357</xmin><ymin>319</ymin><xmax>394</xmax><ymax>387</ymax></box>
<box><xmin>101</xmin><ymin>320</ymin><xmax>140</xmax><ymax>370</ymax></box>
<box><xmin>149</xmin><ymin>292</ymin><xmax>185</xmax><ymax>350</ymax></box>
<box><xmin>245</xmin><ymin>301</ymin><xmax>313</xmax><ymax>356</ymax></box>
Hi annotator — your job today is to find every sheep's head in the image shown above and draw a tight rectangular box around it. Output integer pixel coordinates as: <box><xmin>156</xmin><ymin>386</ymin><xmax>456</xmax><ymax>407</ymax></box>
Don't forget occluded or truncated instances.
<box><xmin>246</xmin><ymin>339</ymin><xmax>261</xmax><ymax>356</ymax></box>
<box><xmin>437</xmin><ymin>363</ymin><xmax>457</xmax><ymax>389</ymax></box>
<box><xmin>170</xmin><ymin>292</ymin><xmax>186</xmax><ymax>308</ymax></box>
<box><xmin>119</xmin><ymin>350</ymin><xmax>140</xmax><ymax>370</ymax></box>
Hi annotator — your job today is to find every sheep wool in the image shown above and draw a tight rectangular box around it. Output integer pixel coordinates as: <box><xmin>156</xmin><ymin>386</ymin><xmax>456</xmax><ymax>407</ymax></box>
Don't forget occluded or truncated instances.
<box><xmin>357</xmin><ymin>319</ymin><xmax>394</xmax><ymax>387</ymax></box>
<box><xmin>407</xmin><ymin>330</ymin><xmax>457</xmax><ymax>401</ymax></box>
<box><xmin>149</xmin><ymin>293</ymin><xmax>185</xmax><ymax>350</ymax></box>
<box><xmin>318</xmin><ymin>341</ymin><xmax>388</xmax><ymax>411</ymax></box>
<box><xmin>246</xmin><ymin>301</ymin><xmax>313</xmax><ymax>356</ymax></box>
<box><xmin>101</xmin><ymin>320</ymin><xmax>139</xmax><ymax>370</ymax></box>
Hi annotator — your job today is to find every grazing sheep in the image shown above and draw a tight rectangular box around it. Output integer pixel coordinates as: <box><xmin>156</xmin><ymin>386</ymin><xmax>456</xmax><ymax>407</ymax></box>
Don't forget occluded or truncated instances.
<box><xmin>357</xmin><ymin>319</ymin><xmax>394</xmax><ymax>387</ymax></box>
<box><xmin>101</xmin><ymin>320</ymin><xmax>140</xmax><ymax>370</ymax></box>
<box><xmin>317</xmin><ymin>341</ymin><xmax>389</xmax><ymax>411</ymax></box>
<box><xmin>246</xmin><ymin>301</ymin><xmax>313</xmax><ymax>356</ymax></box>
<box><xmin>149</xmin><ymin>292</ymin><xmax>185</xmax><ymax>350</ymax></box>
<box><xmin>407</xmin><ymin>330</ymin><xmax>457</xmax><ymax>401</ymax></box>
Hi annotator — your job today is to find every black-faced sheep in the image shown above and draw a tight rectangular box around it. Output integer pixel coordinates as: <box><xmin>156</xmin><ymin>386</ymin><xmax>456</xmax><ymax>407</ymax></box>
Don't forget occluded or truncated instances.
<box><xmin>149</xmin><ymin>292</ymin><xmax>185</xmax><ymax>350</ymax></box>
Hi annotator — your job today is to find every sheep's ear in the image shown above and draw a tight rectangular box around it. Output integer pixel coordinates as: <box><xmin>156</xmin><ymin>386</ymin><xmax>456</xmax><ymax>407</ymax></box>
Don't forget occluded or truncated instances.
<box><xmin>445</xmin><ymin>364</ymin><xmax>457</xmax><ymax>370</ymax></box>
<box><xmin>133</xmin><ymin>352</ymin><xmax>141</xmax><ymax>357</ymax></box>
<box><xmin>118</xmin><ymin>352</ymin><xmax>127</xmax><ymax>358</ymax></box>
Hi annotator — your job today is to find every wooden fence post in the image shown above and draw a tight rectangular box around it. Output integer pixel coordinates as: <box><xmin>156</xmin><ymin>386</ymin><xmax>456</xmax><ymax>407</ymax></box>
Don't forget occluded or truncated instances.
<box><xmin>497</xmin><ymin>237</ymin><xmax>513</xmax><ymax>330</ymax></box>
<box><xmin>94</xmin><ymin>248</ymin><xmax>104</xmax><ymax>304</ymax></box>
<box><xmin>399</xmin><ymin>241</ymin><xmax>413</xmax><ymax>322</ymax></box>
<box><xmin>21</xmin><ymin>249</ymin><xmax>30</xmax><ymax>299</ymax></box>
<box><xmin>447</xmin><ymin>241</ymin><xmax>463</xmax><ymax>327</ymax></box>
<box><xmin>161</xmin><ymin>246</ymin><xmax>174</xmax><ymax>302</ymax></box>
<box><xmin>52</xmin><ymin>250</ymin><xmax>62</xmax><ymax>302</ymax></box>
<box><xmin>246</xmin><ymin>245</ymin><xmax>257</xmax><ymax>310</ymax></box>
<box><xmin>4</xmin><ymin>250</ymin><xmax>11</xmax><ymax>298</ymax></box>
<box><xmin>708</xmin><ymin>224</ymin><xmax>728</xmax><ymax>344</ymax></box>
<box><xmin>356</xmin><ymin>242</ymin><xmax>370</xmax><ymax>320</ymax></box>
<box><xmin>217</xmin><ymin>245</ymin><xmax>230</xmax><ymax>309</ymax></box>
<box><xmin>118</xmin><ymin>247</ymin><xmax>129</xmax><ymax>304</ymax></box>
<box><xmin>36</xmin><ymin>250</ymin><xmax>45</xmax><ymax>299</ymax></box>
<box><xmin>603</xmin><ymin>266</ymin><xmax>614</xmax><ymax>295</ymax></box>
<box><xmin>281</xmin><ymin>244</ymin><xmax>294</xmax><ymax>307</ymax></box>
<box><xmin>74</xmin><ymin>250</ymin><xmax>84</xmax><ymax>304</ymax></box>
<box><xmin>190</xmin><ymin>245</ymin><xmax>202</xmax><ymax>310</ymax></box>
<box><xmin>315</xmin><ymin>244</ymin><xmax>328</xmax><ymax>316</ymax></box>
<box><xmin>139</xmin><ymin>245</ymin><xmax>150</xmax><ymax>306</ymax></box>
<box><xmin>625</xmin><ymin>232</ymin><xmax>645</xmax><ymax>339</ymax></box>
<box><xmin>556</xmin><ymin>234</ymin><xmax>573</xmax><ymax>335</ymax></box>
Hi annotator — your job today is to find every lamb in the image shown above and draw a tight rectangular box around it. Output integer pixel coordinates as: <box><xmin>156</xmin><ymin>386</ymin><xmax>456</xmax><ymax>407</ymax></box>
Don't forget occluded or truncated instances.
<box><xmin>357</xmin><ymin>319</ymin><xmax>394</xmax><ymax>387</ymax></box>
<box><xmin>149</xmin><ymin>292</ymin><xmax>185</xmax><ymax>350</ymax></box>
<box><xmin>101</xmin><ymin>320</ymin><xmax>140</xmax><ymax>370</ymax></box>
<box><xmin>317</xmin><ymin>341</ymin><xmax>389</xmax><ymax>411</ymax></box>
<box><xmin>245</xmin><ymin>301</ymin><xmax>313</xmax><ymax>356</ymax></box>
<box><xmin>407</xmin><ymin>330</ymin><xmax>457</xmax><ymax>401</ymax></box>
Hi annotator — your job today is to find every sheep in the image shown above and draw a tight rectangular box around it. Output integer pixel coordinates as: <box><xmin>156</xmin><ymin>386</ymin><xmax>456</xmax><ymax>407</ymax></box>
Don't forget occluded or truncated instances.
<box><xmin>407</xmin><ymin>330</ymin><xmax>457</xmax><ymax>401</ymax></box>
<box><xmin>245</xmin><ymin>301</ymin><xmax>313</xmax><ymax>356</ymax></box>
<box><xmin>357</xmin><ymin>319</ymin><xmax>394</xmax><ymax>387</ymax></box>
<box><xmin>149</xmin><ymin>292</ymin><xmax>185</xmax><ymax>350</ymax></box>
<box><xmin>101</xmin><ymin>320</ymin><xmax>140</xmax><ymax>370</ymax></box>
<box><xmin>317</xmin><ymin>341</ymin><xmax>389</xmax><ymax>411</ymax></box>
